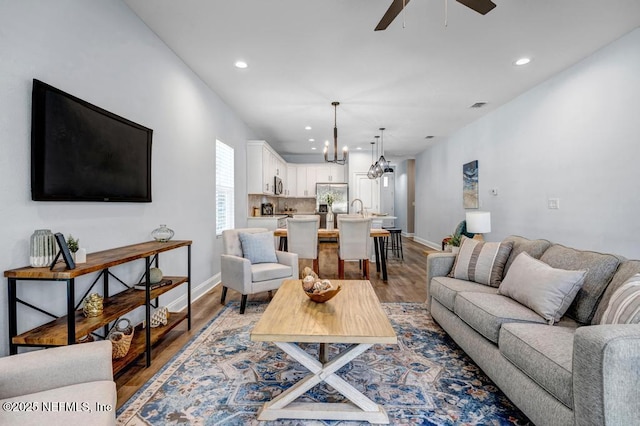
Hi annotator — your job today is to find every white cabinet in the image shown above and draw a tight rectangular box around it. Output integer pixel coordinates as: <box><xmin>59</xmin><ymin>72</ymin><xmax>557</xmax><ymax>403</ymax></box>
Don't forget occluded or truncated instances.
<box><xmin>295</xmin><ymin>167</ymin><xmax>310</xmax><ymax>197</ymax></box>
<box><xmin>305</xmin><ymin>167</ymin><xmax>317</xmax><ymax>196</ymax></box>
<box><xmin>311</xmin><ymin>164</ymin><xmax>345</xmax><ymax>184</ymax></box>
<box><xmin>247</xmin><ymin>140</ymin><xmax>287</xmax><ymax>195</ymax></box>
<box><xmin>286</xmin><ymin>164</ymin><xmax>297</xmax><ymax>197</ymax></box>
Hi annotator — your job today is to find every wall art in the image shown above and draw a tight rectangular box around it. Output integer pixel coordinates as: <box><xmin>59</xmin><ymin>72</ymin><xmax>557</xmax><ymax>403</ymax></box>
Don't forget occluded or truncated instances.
<box><xmin>463</xmin><ymin>160</ymin><xmax>479</xmax><ymax>209</ymax></box>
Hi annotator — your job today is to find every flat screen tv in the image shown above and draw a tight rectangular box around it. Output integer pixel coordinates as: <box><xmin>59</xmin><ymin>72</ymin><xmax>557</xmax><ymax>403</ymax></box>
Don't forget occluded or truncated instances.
<box><xmin>31</xmin><ymin>79</ymin><xmax>152</xmax><ymax>202</ymax></box>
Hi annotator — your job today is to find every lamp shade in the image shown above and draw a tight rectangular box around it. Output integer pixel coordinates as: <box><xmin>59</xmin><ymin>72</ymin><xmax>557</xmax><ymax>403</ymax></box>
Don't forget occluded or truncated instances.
<box><xmin>466</xmin><ymin>211</ymin><xmax>491</xmax><ymax>234</ymax></box>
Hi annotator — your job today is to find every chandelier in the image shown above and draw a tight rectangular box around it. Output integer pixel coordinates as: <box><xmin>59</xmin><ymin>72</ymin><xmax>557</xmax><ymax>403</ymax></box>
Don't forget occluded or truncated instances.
<box><xmin>324</xmin><ymin>101</ymin><xmax>348</xmax><ymax>165</ymax></box>
<box><xmin>367</xmin><ymin>138</ymin><xmax>379</xmax><ymax>179</ymax></box>
<box><xmin>374</xmin><ymin>127</ymin><xmax>389</xmax><ymax>177</ymax></box>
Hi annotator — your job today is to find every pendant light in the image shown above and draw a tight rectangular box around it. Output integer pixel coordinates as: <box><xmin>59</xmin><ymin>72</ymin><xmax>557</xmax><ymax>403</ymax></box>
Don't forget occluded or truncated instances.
<box><xmin>375</xmin><ymin>127</ymin><xmax>389</xmax><ymax>177</ymax></box>
<box><xmin>323</xmin><ymin>101</ymin><xmax>348</xmax><ymax>165</ymax></box>
<box><xmin>367</xmin><ymin>140</ymin><xmax>377</xmax><ymax>179</ymax></box>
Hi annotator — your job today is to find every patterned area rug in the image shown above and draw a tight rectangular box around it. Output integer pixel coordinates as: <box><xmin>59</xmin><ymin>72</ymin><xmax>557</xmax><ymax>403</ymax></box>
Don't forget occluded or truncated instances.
<box><xmin>117</xmin><ymin>302</ymin><xmax>531</xmax><ymax>425</ymax></box>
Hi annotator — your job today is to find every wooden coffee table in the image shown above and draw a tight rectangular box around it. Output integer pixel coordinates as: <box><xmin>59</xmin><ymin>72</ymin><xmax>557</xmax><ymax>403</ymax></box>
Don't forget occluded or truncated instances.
<box><xmin>250</xmin><ymin>279</ymin><xmax>397</xmax><ymax>423</ymax></box>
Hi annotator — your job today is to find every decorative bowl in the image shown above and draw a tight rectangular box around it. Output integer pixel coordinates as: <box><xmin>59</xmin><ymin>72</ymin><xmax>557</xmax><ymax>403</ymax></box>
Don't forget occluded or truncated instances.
<box><xmin>302</xmin><ymin>280</ymin><xmax>342</xmax><ymax>303</ymax></box>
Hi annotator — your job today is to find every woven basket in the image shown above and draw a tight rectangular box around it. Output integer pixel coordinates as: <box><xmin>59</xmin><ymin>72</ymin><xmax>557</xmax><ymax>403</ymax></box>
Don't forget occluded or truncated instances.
<box><xmin>108</xmin><ymin>318</ymin><xmax>134</xmax><ymax>359</ymax></box>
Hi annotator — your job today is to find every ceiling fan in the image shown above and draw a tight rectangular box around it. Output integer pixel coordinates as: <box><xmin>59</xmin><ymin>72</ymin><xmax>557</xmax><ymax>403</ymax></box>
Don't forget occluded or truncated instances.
<box><xmin>375</xmin><ymin>0</ymin><xmax>496</xmax><ymax>31</ymax></box>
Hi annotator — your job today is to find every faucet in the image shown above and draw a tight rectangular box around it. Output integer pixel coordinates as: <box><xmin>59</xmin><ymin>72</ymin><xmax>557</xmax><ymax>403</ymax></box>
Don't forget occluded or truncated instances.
<box><xmin>351</xmin><ymin>198</ymin><xmax>364</xmax><ymax>217</ymax></box>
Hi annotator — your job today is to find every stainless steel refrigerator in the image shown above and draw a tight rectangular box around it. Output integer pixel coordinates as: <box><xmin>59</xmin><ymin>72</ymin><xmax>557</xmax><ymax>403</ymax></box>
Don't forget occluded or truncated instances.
<box><xmin>316</xmin><ymin>183</ymin><xmax>349</xmax><ymax>213</ymax></box>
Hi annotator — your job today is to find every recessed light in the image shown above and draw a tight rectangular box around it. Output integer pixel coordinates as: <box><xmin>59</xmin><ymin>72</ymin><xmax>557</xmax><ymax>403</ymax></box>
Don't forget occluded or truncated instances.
<box><xmin>514</xmin><ymin>57</ymin><xmax>531</xmax><ymax>66</ymax></box>
<box><xmin>234</xmin><ymin>60</ymin><xmax>248</xmax><ymax>69</ymax></box>
<box><xmin>357</xmin><ymin>147</ymin><xmax>362</xmax><ymax>150</ymax></box>
<box><xmin>305</xmin><ymin>126</ymin><xmax>312</xmax><ymax>130</ymax></box>
<box><xmin>311</xmin><ymin>147</ymin><xmax>317</xmax><ymax>150</ymax></box>
<box><xmin>308</xmin><ymin>138</ymin><xmax>315</xmax><ymax>142</ymax></box>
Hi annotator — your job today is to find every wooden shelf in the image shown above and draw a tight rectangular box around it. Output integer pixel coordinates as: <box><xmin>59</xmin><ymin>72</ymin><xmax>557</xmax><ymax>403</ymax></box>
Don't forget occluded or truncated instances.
<box><xmin>4</xmin><ymin>240</ymin><xmax>191</xmax><ymax>280</ymax></box>
<box><xmin>6</xmin><ymin>239</ymin><xmax>192</xmax><ymax>374</ymax></box>
<box><xmin>11</xmin><ymin>277</ymin><xmax>187</xmax><ymax>346</ymax></box>
<box><xmin>112</xmin><ymin>312</ymin><xmax>187</xmax><ymax>375</ymax></box>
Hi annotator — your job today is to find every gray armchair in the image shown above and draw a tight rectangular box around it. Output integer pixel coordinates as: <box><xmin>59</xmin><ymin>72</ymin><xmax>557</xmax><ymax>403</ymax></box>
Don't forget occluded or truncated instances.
<box><xmin>0</xmin><ymin>340</ymin><xmax>116</xmax><ymax>426</ymax></box>
<box><xmin>221</xmin><ymin>228</ymin><xmax>298</xmax><ymax>314</ymax></box>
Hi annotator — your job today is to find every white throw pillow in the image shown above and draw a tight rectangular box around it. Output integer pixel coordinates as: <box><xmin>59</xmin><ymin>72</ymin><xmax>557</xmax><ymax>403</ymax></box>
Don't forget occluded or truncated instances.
<box><xmin>238</xmin><ymin>231</ymin><xmax>278</xmax><ymax>264</ymax></box>
<box><xmin>600</xmin><ymin>273</ymin><xmax>640</xmax><ymax>324</ymax></box>
<box><xmin>498</xmin><ymin>252</ymin><xmax>587</xmax><ymax>324</ymax></box>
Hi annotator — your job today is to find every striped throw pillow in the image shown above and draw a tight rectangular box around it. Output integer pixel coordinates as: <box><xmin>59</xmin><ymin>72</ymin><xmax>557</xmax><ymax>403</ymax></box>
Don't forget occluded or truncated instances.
<box><xmin>449</xmin><ymin>237</ymin><xmax>514</xmax><ymax>287</ymax></box>
<box><xmin>600</xmin><ymin>273</ymin><xmax>640</xmax><ymax>324</ymax></box>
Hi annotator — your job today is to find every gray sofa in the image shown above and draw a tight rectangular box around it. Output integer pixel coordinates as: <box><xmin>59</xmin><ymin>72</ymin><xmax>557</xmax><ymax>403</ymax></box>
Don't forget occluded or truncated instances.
<box><xmin>426</xmin><ymin>235</ymin><xmax>640</xmax><ymax>426</ymax></box>
<box><xmin>0</xmin><ymin>340</ymin><xmax>116</xmax><ymax>425</ymax></box>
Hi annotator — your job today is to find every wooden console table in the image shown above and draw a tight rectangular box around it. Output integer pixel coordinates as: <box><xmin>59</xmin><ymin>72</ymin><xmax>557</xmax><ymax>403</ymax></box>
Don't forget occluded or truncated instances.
<box><xmin>4</xmin><ymin>240</ymin><xmax>191</xmax><ymax>374</ymax></box>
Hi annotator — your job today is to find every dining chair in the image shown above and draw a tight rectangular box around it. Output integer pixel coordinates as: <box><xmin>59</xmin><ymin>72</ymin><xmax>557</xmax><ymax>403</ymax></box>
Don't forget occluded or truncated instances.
<box><xmin>287</xmin><ymin>216</ymin><xmax>320</xmax><ymax>275</ymax></box>
<box><xmin>221</xmin><ymin>228</ymin><xmax>298</xmax><ymax>314</ymax></box>
<box><xmin>337</xmin><ymin>217</ymin><xmax>373</xmax><ymax>279</ymax></box>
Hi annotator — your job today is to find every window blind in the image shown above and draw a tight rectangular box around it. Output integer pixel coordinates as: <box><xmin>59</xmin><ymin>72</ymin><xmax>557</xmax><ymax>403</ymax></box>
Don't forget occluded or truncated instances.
<box><xmin>216</xmin><ymin>140</ymin><xmax>234</xmax><ymax>235</ymax></box>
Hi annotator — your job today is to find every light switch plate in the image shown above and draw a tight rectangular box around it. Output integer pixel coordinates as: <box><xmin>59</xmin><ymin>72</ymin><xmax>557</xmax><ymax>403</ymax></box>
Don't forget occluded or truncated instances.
<box><xmin>548</xmin><ymin>198</ymin><xmax>560</xmax><ymax>209</ymax></box>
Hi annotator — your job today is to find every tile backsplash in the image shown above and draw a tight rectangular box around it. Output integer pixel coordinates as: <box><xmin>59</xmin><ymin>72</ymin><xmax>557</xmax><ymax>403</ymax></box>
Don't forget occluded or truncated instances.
<box><xmin>248</xmin><ymin>195</ymin><xmax>316</xmax><ymax>216</ymax></box>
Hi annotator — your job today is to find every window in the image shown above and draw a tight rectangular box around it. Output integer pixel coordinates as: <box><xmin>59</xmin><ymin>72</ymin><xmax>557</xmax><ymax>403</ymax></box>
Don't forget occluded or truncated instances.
<box><xmin>216</xmin><ymin>140</ymin><xmax>234</xmax><ymax>236</ymax></box>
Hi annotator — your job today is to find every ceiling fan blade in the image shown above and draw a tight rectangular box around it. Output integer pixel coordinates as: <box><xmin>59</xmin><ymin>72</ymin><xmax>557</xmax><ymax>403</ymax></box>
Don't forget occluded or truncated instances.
<box><xmin>375</xmin><ymin>0</ymin><xmax>411</xmax><ymax>31</ymax></box>
<box><xmin>456</xmin><ymin>0</ymin><xmax>496</xmax><ymax>15</ymax></box>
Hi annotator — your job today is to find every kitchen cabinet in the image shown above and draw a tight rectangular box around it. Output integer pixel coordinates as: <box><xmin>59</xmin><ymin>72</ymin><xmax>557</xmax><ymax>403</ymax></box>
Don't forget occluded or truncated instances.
<box><xmin>295</xmin><ymin>166</ymin><xmax>315</xmax><ymax>197</ymax></box>
<box><xmin>286</xmin><ymin>164</ymin><xmax>297</xmax><ymax>197</ymax></box>
<box><xmin>247</xmin><ymin>140</ymin><xmax>287</xmax><ymax>195</ymax></box>
<box><xmin>315</xmin><ymin>164</ymin><xmax>345</xmax><ymax>183</ymax></box>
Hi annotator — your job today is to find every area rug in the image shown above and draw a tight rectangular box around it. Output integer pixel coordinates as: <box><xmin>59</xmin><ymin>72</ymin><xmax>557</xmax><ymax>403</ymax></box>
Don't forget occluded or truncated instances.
<box><xmin>117</xmin><ymin>302</ymin><xmax>531</xmax><ymax>425</ymax></box>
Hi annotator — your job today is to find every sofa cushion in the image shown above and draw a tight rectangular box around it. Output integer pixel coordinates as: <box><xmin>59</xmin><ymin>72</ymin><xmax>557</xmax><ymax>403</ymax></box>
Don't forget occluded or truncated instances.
<box><xmin>239</xmin><ymin>231</ymin><xmax>278</xmax><ymax>264</ymax></box>
<box><xmin>502</xmin><ymin>235</ymin><xmax>552</xmax><ymax>277</ymax></box>
<box><xmin>498</xmin><ymin>252</ymin><xmax>587</xmax><ymax>324</ymax></box>
<box><xmin>251</xmin><ymin>263</ymin><xmax>293</xmax><ymax>282</ymax></box>
<box><xmin>540</xmin><ymin>244</ymin><xmax>621</xmax><ymax>324</ymax></box>
<box><xmin>499</xmin><ymin>321</ymin><xmax>578</xmax><ymax>409</ymax></box>
<box><xmin>599</xmin><ymin>273</ymin><xmax>640</xmax><ymax>324</ymax></box>
<box><xmin>449</xmin><ymin>237</ymin><xmax>514</xmax><ymax>287</ymax></box>
<box><xmin>454</xmin><ymin>292</ymin><xmax>546</xmax><ymax>344</ymax></box>
<box><xmin>592</xmin><ymin>260</ymin><xmax>640</xmax><ymax>324</ymax></box>
<box><xmin>430</xmin><ymin>276</ymin><xmax>498</xmax><ymax>311</ymax></box>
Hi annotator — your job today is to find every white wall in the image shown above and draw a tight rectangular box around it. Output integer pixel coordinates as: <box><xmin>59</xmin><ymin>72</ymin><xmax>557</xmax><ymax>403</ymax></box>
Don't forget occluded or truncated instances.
<box><xmin>414</xmin><ymin>28</ymin><xmax>640</xmax><ymax>257</ymax></box>
<box><xmin>0</xmin><ymin>0</ymin><xmax>254</xmax><ymax>356</ymax></box>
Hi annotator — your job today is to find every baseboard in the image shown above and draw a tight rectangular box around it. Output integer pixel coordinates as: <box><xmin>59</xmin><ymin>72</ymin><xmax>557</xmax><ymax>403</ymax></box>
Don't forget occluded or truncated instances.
<box><xmin>166</xmin><ymin>273</ymin><xmax>221</xmax><ymax>313</ymax></box>
<box><xmin>401</xmin><ymin>232</ymin><xmax>415</xmax><ymax>238</ymax></box>
<box><xmin>412</xmin><ymin>236</ymin><xmax>441</xmax><ymax>250</ymax></box>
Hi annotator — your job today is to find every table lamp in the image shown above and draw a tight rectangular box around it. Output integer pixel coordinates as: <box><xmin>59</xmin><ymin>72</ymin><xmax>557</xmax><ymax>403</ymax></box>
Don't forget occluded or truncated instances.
<box><xmin>466</xmin><ymin>211</ymin><xmax>491</xmax><ymax>241</ymax></box>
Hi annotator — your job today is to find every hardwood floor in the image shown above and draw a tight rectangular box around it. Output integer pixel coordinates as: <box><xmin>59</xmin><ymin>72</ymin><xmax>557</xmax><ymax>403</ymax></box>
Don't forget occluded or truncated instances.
<box><xmin>115</xmin><ymin>236</ymin><xmax>439</xmax><ymax>409</ymax></box>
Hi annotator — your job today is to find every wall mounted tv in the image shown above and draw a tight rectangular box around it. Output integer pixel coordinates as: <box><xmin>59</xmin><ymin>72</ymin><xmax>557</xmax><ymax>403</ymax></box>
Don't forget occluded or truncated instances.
<box><xmin>31</xmin><ymin>79</ymin><xmax>153</xmax><ymax>202</ymax></box>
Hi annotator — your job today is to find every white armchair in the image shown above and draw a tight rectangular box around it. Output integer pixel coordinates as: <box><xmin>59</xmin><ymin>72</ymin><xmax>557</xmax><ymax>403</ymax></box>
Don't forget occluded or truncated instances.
<box><xmin>0</xmin><ymin>340</ymin><xmax>116</xmax><ymax>426</ymax></box>
<box><xmin>221</xmin><ymin>228</ymin><xmax>298</xmax><ymax>314</ymax></box>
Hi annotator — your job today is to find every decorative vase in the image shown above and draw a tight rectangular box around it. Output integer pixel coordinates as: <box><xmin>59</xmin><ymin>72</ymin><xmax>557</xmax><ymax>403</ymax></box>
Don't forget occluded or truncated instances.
<box><xmin>152</xmin><ymin>224</ymin><xmax>174</xmax><ymax>242</ymax></box>
<box><xmin>326</xmin><ymin>206</ymin><xmax>334</xmax><ymax>230</ymax></box>
<box><xmin>82</xmin><ymin>293</ymin><xmax>104</xmax><ymax>317</ymax></box>
<box><xmin>74</xmin><ymin>248</ymin><xmax>87</xmax><ymax>264</ymax></box>
<box><xmin>29</xmin><ymin>229</ymin><xmax>57</xmax><ymax>267</ymax></box>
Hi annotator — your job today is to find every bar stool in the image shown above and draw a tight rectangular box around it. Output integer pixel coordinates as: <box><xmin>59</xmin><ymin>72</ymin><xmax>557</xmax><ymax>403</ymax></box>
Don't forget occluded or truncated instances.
<box><xmin>384</xmin><ymin>228</ymin><xmax>404</xmax><ymax>260</ymax></box>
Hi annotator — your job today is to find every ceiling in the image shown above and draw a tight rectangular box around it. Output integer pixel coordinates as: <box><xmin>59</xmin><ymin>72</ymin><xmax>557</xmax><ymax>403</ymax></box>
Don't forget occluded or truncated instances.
<box><xmin>124</xmin><ymin>0</ymin><xmax>640</xmax><ymax>160</ymax></box>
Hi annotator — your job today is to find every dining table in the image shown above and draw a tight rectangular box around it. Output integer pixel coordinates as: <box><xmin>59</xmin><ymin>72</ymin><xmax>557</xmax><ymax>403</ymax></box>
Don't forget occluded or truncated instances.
<box><xmin>273</xmin><ymin>228</ymin><xmax>391</xmax><ymax>282</ymax></box>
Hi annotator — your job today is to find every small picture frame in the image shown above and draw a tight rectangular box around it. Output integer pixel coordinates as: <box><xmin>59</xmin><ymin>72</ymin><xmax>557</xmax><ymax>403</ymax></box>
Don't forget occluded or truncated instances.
<box><xmin>50</xmin><ymin>232</ymin><xmax>76</xmax><ymax>270</ymax></box>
